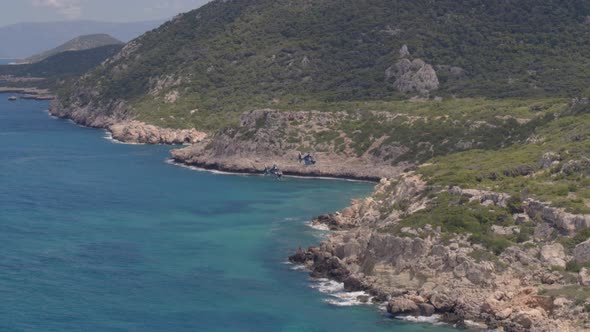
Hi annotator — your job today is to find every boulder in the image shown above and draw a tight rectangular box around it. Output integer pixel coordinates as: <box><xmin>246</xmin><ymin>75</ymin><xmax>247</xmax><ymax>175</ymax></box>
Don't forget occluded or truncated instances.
<box><xmin>492</xmin><ymin>225</ymin><xmax>520</xmax><ymax>236</ymax></box>
<box><xmin>574</xmin><ymin>239</ymin><xmax>590</xmax><ymax>263</ymax></box>
<box><xmin>540</xmin><ymin>243</ymin><xmax>566</xmax><ymax>268</ymax></box>
<box><xmin>418</xmin><ymin>303</ymin><xmax>436</xmax><ymax>316</ymax></box>
<box><xmin>387</xmin><ymin>297</ymin><xmax>419</xmax><ymax>315</ymax></box>
<box><xmin>534</xmin><ymin>223</ymin><xmax>555</xmax><ymax>240</ymax></box>
<box><xmin>579</xmin><ymin>267</ymin><xmax>590</xmax><ymax>286</ymax></box>
<box><xmin>496</xmin><ymin>308</ymin><xmax>513</xmax><ymax>320</ymax></box>
<box><xmin>399</xmin><ymin>45</ymin><xmax>410</xmax><ymax>58</ymax></box>
<box><xmin>512</xmin><ymin>309</ymin><xmax>545</xmax><ymax>329</ymax></box>
<box><xmin>430</xmin><ymin>292</ymin><xmax>456</xmax><ymax>312</ymax></box>
<box><xmin>513</xmin><ymin>213</ymin><xmax>530</xmax><ymax>224</ymax></box>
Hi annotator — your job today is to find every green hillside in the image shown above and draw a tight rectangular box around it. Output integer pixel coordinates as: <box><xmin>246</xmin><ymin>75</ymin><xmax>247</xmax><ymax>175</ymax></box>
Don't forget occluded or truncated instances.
<box><xmin>61</xmin><ymin>0</ymin><xmax>590</xmax><ymax>127</ymax></box>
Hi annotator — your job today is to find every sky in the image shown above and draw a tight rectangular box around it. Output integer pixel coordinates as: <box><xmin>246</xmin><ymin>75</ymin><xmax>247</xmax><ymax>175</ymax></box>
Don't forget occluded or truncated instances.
<box><xmin>1</xmin><ymin>0</ymin><xmax>213</xmax><ymax>26</ymax></box>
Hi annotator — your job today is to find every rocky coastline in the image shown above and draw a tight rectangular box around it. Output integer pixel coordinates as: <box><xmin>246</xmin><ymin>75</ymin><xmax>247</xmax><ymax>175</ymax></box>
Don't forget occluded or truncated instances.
<box><xmin>49</xmin><ymin>100</ymin><xmax>590</xmax><ymax>331</ymax></box>
<box><xmin>290</xmin><ymin>175</ymin><xmax>590</xmax><ymax>331</ymax></box>
<box><xmin>48</xmin><ymin>101</ymin><xmax>207</xmax><ymax>145</ymax></box>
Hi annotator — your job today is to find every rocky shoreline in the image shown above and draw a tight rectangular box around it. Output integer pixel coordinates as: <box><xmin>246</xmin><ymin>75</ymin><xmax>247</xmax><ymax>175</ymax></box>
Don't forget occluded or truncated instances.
<box><xmin>48</xmin><ymin>102</ymin><xmax>207</xmax><ymax>146</ymax></box>
<box><xmin>290</xmin><ymin>175</ymin><xmax>590</xmax><ymax>331</ymax></box>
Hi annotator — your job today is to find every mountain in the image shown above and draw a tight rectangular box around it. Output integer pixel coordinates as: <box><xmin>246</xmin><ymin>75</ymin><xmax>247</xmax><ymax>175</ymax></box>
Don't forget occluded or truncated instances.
<box><xmin>19</xmin><ymin>34</ymin><xmax>123</xmax><ymax>64</ymax></box>
<box><xmin>0</xmin><ymin>20</ymin><xmax>162</xmax><ymax>58</ymax></box>
<box><xmin>59</xmin><ymin>0</ymin><xmax>590</xmax><ymax>129</ymax></box>
<box><xmin>0</xmin><ymin>44</ymin><xmax>123</xmax><ymax>88</ymax></box>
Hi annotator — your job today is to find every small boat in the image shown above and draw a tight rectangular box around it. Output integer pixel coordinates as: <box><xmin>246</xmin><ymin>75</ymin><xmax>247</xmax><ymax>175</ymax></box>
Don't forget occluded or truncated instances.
<box><xmin>8</xmin><ymin>96</ymin><xmax>17</xmax><ymax>101</ymax></box>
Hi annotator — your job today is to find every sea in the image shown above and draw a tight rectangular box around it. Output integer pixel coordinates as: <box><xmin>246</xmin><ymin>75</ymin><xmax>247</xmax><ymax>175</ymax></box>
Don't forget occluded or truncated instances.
<box><xmin>0</xmin><ymin>94</ymin><xmax>455</xmax><ymax>331</ymax></box>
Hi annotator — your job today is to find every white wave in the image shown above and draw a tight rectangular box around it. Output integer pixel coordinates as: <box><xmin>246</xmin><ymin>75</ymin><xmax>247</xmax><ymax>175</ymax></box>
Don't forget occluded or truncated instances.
<box><xmin>305</xmin><ymin>221</ymin><xmax>330</xmax><ymax>231</ymax></box>
<box><xmin>282</xmin><ymin>260</ymin><xmax>309</xmax><ymax>271</ymax></box>
<box><xmin>103</xmin><ymin>130</ymin><xmax>146</xmax><ymax>145</ymax></box>
<box><xmin>397</xmin><ymin>315</ymin><xmax>444</xmax><ymax>325</ymax></box>
<box><xmin>42</xmin><ymin>109</ymin><xmax>59</xmax><ymax>119</ymax></box>
<box><xmin>310</xmin><ymin>278</ymin><xmax>373</xmax><ymax>307</ymax></box>
<box><xmin>165</xmin><ymin>159</ymin><xmax>250</xmax><ymax>176</ymax></box>
<box><xmin>291</xmin><ymin>264</ymin><xmax>308</xmax><ymax>271</ymax></box>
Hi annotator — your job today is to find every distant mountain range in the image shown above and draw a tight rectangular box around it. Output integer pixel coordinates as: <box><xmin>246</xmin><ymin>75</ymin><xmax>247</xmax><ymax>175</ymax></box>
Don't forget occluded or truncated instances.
<box><xmin>0</xmin><ymin>20</ymin><xmax>162</xmax><ymax>58</ymax></box>
<box><xmin>18</xmin><ymin>34</ymin><xmax>123</xmax><ymax>64</ymax></box>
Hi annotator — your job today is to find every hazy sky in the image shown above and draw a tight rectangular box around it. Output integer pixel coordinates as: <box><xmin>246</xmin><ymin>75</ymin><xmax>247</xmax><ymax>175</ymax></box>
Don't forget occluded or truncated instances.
<box><xmin>1</xmin><ymin>0</ymin><xmax>213</xmax><ymax>26</ymax></box>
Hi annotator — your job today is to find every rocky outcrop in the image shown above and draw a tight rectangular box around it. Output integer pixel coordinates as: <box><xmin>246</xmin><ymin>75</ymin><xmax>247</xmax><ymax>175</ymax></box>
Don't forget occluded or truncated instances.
<box><xmin>385</xmin><ymin>45</ymin><xmax>439</xmax><ymax>95</ymax></box>
<box><xmin>49</xmin><ymin>100</ymin><xmax>207</xmax><ymax>145</ymax></box>
<box><xmin>291</xmin><ymin>173</ymin><xmax>590</xmax><ymax>331</ymax></box>
<box><xmin>523</xmin><ymin>199</ymin><xmax>590</xmax><ymax>235</ymax></box>
<box><xmin>540</xmin><ymin>243</ymin><xmax>567</xmax><ymax>268</ymax></box>
<box><xmin>109</xmin><ymin>121</ymin><xmax>206</xmax><ymax>145</ymax></box>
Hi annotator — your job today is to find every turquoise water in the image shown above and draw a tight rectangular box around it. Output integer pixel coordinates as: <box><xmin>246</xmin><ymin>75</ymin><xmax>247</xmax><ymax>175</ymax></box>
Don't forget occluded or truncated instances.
<box><xmin>0</xmin><ymin>95</ymin><xmax>454</xmax><ymax>331</ymax></box>
<box><xmin>0</xmin><ymin>59</ymin><xmax>16</xmax><ymax>64</ymax></box>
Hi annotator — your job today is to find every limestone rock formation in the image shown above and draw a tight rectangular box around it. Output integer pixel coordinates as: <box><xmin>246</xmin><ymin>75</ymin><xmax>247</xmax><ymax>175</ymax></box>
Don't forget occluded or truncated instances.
<box><xmin>385</xmin><ymin>45</ymin><xmax>439</xmax><ymax>95</ymax></box>
<box><xmin>540</xmin><ymin>243</ymin><xmax>566</xmax><ymax>268</ymax></box>
<box><xmin>109</xmin><ymin>121</ymin><xmax>206</xmax><ymax>145</ymax></box>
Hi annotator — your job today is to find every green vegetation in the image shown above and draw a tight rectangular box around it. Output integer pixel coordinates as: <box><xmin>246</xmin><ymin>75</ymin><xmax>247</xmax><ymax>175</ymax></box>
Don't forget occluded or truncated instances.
<box><xmin>419</xmin><ymin>107</ymin><xmax>590</xmax><ymax>213</ymax></box>
<box><xmin>381</xmin><ymin>192</ymin><xmax>520</xmax><ymax>254</ymax></box>
<box><xmin>61</xmin><ymin>0</ymin><xmax>590</xmax><ymax>129</ymax></box>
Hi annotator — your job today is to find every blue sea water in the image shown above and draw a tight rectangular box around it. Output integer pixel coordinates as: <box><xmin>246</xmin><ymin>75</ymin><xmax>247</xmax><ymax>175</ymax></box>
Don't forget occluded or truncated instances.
<box><xmin>0</xmin><ymin>59</ymin><xmax>16</xmax><ymax>64</ymax></box>
<box><xmin>0</xmin><ymin>95</ymin><xmax>454</xmax><ymax>331</ymax></box>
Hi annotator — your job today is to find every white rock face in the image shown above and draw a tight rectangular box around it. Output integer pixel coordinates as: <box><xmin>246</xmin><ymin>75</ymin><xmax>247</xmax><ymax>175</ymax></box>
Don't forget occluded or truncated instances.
<box><xmin>385</xmin><ymin>46</ymin><xmax>439</xmax><ymax>95</ymax></box>
<box><xmin>109</xmin><ymin>121</ymin><xmax>207</xmax><ymax>145</ymax></box>
<box><xmin>540</xmin><ymin>243</ymin><xmax>566</xmax><ymax>268</ymax></box>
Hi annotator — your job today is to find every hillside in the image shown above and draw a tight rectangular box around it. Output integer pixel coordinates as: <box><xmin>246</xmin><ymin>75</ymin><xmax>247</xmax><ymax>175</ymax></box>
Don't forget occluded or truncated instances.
<box><xmin>0</xmin><ymin>20</ymin><xmax>161</xmax><ymax>58</ymax></box>
<box><xmin>58</xmin><ymin>0</ymin><xmax>590</xmax><ymax>129</ymax></box>
<box><xmin>0</xmin><ymin>44</ymin><xmax>123</xmax><ymax>89</ymax></box>
<box><xmin>18</xmin><ymin>34</ymin><xmax>123</xmax><ymax>64</ymax></box>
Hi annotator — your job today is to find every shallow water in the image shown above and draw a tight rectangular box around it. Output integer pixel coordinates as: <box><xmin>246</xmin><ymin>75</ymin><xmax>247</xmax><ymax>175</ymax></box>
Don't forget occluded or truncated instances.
<box><xmin>0</xmin><ymin>95</ymin><xmax>455</xmax><ymax>331</ymax></box>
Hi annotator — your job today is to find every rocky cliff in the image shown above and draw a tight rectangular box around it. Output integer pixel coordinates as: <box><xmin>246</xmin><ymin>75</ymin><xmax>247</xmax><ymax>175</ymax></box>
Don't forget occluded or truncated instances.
<box><xmin>291</xmin><ymin>175</ymin><xmax>590</xmax><ymax>331</ymax></box>
<box><xmin>49</xmin><ymin>100</ymin><xmax>206</xmax><ymax>145</ymax></box>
